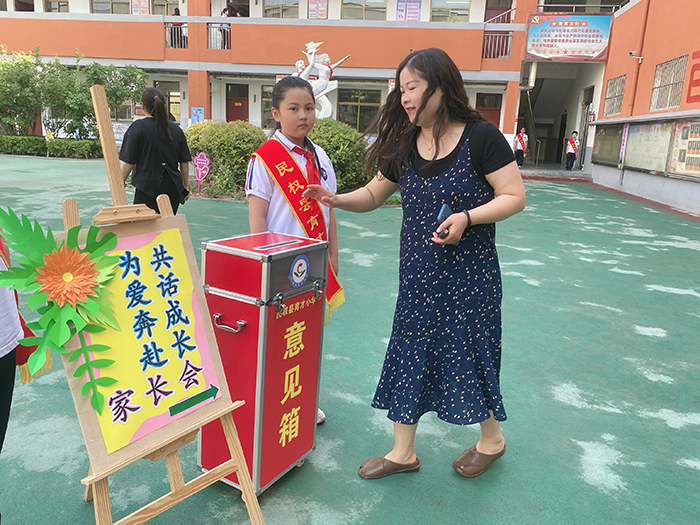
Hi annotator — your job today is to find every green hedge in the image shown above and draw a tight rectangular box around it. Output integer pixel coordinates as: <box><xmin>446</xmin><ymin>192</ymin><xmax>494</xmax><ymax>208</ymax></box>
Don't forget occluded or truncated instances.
<box><xmin>308</xmin><ymin>118</ymin><xmax>373</xmax><ymax>192</ymax></box>
<box><xmin>185</xmin><ymin>121</ymin><xmax>267</xmax><ymax>196</ymax></box>
<box><xmin>0</xmin><ymin>135</ymin><xmax>103</xmax><ymax>158</ymax></box>
<box><xmin>184</xmin><ymin>119</ymin><xmax>372</xmax><ymax>197</ymax></box>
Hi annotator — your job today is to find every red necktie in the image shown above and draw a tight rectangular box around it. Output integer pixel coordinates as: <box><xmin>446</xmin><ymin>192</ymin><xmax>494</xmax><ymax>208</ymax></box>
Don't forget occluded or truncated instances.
<box><xmin>292</xmin><ymin>146</ymin><xmax>320</xmax><ymax>185</ymax></box>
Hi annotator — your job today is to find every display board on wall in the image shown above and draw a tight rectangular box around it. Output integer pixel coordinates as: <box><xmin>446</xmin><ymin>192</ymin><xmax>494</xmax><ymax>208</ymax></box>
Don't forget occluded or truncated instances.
<box><xmin>397</xmin><ymin>0</ymin><xmax>421</xmax><ymax>21</ymax></box>
<box><xmin>623</xmin><ymin>122</ymin><xmax>673</xmax><ymax>173</ymax></box>
<box><xmin>308</xmin><ymin>0</ymin><xmax>328</xmax><ymax>19</ymax></box>
<box><xmin>669</xmin><ymin>120</ymin><xmax>700</xmax><ymax>178</ymax></box>
<box><xmin>526</xmin><ymin>13</ymin><xmax>612</xmax><ymax>61</ymax></box>
<box><xmin>591</xmin><ymin>124</ymin><xmax>625</xmax><ymax>166</ymax></box>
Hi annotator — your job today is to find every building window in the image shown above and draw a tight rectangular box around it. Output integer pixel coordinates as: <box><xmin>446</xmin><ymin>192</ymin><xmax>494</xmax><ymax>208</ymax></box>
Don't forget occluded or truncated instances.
<box><xmin>649</xmin><ymin>55</ymin><xmax>688</xmax><ymax>112</ymax></box>
<box><xmin>45</xmin><ymin>0</ymin><xmax>68</xmax><ymax>11</ymax></box>
<box><xmin>337</xmin><ymin>89</ymin><xmax>381</xmax><ymax>132</ymax></box>
<box><xmin>262</xmin><ymin>86</ymin><xmax>276</xmax><ymax>129</ymax></box>
<box><xmin>114</xmin><ymin>100</ymin><xmax>133</xmax><ymax>121</ymax></box>
<box><xmin>431</xmin><ymin>0</ymin><xmax>469</xmax><ymax>22</ymax></box>
<box><xmin>603</xmin><ymin>75</ymin><xmax>625</xmax><ymax>117</ymax></box>
<box><xmin>0</xmin><ymin>0</ymin><xmax>6</xmax><ymax>10</ymax></box>
<box><xmin>154</xmin><ymin>81</ymin><xmax>181</xmax><ymax>123</ymax></box>
<box><xmin>342</xmin><ymin>0</ymin><xmax>386</xmax><ymax>20</ymax></box>
<box><xmin>153</xmin><ymin>0</ymin><xmax>178</xmax><ymax>14</ymax></box>
<box><xmin>264</xmin><ymin>0</ymin><xmax>299</xmax><ymax>18</ymax></box>
<box><xmin>91</xmin><ymin>0</ymin><xmax>130</xmax><ymax>13</ymax></box>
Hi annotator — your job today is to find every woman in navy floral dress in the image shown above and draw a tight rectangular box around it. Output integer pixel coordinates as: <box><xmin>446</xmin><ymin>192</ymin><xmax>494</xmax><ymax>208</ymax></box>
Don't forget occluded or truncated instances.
<box><xmin>303</xmin><ymin>48</ymin><xmax>525</xmax><ymax>480</ymax></box>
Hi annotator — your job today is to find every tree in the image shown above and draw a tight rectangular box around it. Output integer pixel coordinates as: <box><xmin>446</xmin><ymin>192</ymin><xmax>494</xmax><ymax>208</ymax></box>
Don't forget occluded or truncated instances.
<box><xmin>82</xmin><ymin>63</ymin><xmax>148</xmax><ymax>121</ymax></box>
<box><xmin>39</xmin><ymin>55</ymin><xmax>75</xmax><ymax>136</ymax></box>
<box><xmin>0</xmin><ymin>46</ymin><xmax>43</xmax><ymax>135</ymax></box>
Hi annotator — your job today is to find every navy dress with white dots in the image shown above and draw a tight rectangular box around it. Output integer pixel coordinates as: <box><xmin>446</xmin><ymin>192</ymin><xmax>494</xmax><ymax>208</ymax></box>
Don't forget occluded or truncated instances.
<box><xmin>372</xmin><ymin>133</ymin><xmax>506</xmax><ymax>426</ymax></box>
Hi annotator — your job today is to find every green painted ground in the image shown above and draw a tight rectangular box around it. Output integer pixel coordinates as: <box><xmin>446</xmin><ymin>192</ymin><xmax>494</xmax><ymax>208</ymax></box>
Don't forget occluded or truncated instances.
<box><xmin>1</xmin><ymin>156</ymin><xmax>699</xmax><ymax>525</ymax></box>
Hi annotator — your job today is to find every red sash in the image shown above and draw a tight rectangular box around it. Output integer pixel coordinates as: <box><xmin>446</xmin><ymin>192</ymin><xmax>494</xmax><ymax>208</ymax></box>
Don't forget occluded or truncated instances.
<box><xmin>517</xmin><ymin>134</ymin><xmax>526</xmax><ymax>150</ymax></box>
<box><xmin>253</xmin><ymin>139</ymin><xmax>345</xmax><ymax>321</ymax></box>
<box><xmin>569</xmin><ymin>138</ymin><xmax>578</xmax><ymax>154</ymax></box>
<box><xmin>0</xmin><ymin>235</ymin><xmax>45</xmax><ymax>383</ymax></box>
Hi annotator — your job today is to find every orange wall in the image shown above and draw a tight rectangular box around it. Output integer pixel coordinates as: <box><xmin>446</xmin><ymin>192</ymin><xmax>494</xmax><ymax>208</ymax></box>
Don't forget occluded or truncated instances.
<box><xmin>602</xmin><ymin>0</ymin><xmax>700</xmax><ymax>117</ymax></box>
<box><xmin>0</xmin><ymin>18</ymin><xmax>519</xmax><ymax>74</ymax></box>
<box><xmin>0</xmin><ymin>19</ymin><xmax>166</xmax><ymax>61</ymax></box>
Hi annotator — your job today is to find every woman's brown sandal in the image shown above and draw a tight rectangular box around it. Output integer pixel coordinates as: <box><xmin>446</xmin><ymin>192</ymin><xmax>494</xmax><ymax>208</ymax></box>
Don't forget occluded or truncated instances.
<box><xmin>452</xmin><ymin>444</ymin><xmax>506</xmax><ymax>478</ymax></box>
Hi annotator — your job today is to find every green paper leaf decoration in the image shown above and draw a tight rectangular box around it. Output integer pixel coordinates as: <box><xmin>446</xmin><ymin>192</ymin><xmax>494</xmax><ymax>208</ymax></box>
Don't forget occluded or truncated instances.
<box><xmin>26</xmin><ymin>290</ymin><xmax>49</xmax><ymax>311</ymax></box>
<box><xmin>74</xmin><ymin>358</ymin><xmax>115</xmax><ymax>378</ymax></box>
<box><xmin>26</xmin><ymin>346</ymin><xmax>48</xmax><ymax>374</ymax></box>
<box><xmin>91</xmin><ymin>390</ymin><xmax>105</xmax><ymax>414</ymax></box>
<box><xmin>0</xmin><ymin>206</ymin><xmax>122</xmax><ymax>415</ymax></box>
<box><xmin>92</xmin><ymin>377</ymin><xmax>118</xmax><ymax>387</ymax></box>
<box><xmin>0</xmin><ymin>208</ymin><xmax>56</xmax><ymax>267</ymax></box>
<box><xmin>83</xmin><ymin>324</ymin><xmax>106</xmax><ymax>333</ymax></box>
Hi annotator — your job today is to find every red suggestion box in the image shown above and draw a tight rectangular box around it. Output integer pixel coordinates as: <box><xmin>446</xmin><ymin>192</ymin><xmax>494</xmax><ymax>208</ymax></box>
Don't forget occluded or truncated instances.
<box><xmin>198</xmin><ymin>232</ymin><xmax>328</xmax><ymax>495</ymax></box>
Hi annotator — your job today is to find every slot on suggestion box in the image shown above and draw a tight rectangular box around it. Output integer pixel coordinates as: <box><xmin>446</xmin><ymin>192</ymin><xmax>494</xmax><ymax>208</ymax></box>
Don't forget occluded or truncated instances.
<box><xmin>199</xmin><ymin>232</ymin><xmax>328</xmax><ymax>495</ymax></box>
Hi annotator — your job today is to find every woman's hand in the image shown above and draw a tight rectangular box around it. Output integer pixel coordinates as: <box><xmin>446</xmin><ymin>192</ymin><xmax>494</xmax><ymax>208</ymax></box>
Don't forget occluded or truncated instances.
<box><xmin>302</xmin><ymin>184</ymin><xmax>338</xmax><ymax>208</ymax></box>
<box><xmin>432</xmin><ymin>211</ymin><xmax>470</xmax><ymax>245</ymax></box>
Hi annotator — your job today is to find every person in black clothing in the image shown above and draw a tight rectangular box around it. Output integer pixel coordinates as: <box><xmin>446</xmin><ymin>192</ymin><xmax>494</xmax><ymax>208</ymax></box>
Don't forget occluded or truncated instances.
<box><xmin>120</xmin><ymin>88</ymin><xmax>192</xmax><ymax>214</ymax></box>
<box><xmin>303</xmin><ymin>48</ymin><xmax>525</xmax><ymax>481</ymax></box>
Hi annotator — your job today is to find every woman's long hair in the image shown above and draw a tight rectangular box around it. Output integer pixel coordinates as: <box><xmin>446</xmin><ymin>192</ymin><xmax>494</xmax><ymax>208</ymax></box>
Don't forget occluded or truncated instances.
<box><xmin>365</xmin><ymin>48</ymin><xmax>484</xmax><ymax>180</ymax></box>
<box><xmin>142</xmin><ymin>87</ymin><xmax>171</xmax><ymax>143</ymax></box>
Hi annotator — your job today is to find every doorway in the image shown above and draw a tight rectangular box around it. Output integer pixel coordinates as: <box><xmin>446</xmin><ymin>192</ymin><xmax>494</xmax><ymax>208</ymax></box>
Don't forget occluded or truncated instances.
<box><xmin>476</xmin><ymin>93</ymin><xmax>502</xmax><ymax>127</ymax></box>
<box><xmin>556</xmin><ymin>113</ymin><xmax>567</xmax><ymax>164</ymax></box>
<box><xmin>576</xmin><ymin>86</ymin><xmax>595</xmax><ymax>169</ymax></box>
<box><xmin>226</xmin><ymin>84</ymin><xmax>249</xmax><ymax>122</ymax></box>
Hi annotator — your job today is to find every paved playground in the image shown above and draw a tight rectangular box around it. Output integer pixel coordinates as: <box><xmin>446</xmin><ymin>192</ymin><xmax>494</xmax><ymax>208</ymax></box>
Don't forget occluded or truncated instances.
<box><xmin>1</xmin><ymin>155</ymin><xmax>699</xmax><ymax>525</ymax></box>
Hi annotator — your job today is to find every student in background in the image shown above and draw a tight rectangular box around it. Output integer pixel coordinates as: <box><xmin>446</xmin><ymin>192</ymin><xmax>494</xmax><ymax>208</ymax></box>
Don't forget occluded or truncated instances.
<box><xmin>514</xmin><ymin>126</ymin><xmax>528</xmax><ymax>168</ymax></box>
<box><xmin>566</xmin><ymin>130</ymin><xmax>580</xmax><ymax>171</ymax></box>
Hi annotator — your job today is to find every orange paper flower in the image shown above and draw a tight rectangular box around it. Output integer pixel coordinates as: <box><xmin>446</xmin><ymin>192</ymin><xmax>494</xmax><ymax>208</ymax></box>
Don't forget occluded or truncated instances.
<box><xmin>35</xmin><ymin>244</ymin><xmax>100</xmax><ymax>307</ymax></box>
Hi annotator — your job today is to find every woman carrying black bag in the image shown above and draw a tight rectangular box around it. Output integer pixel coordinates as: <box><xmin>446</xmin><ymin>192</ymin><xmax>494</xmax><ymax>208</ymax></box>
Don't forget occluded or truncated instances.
<box><xmin>120</xmin><ymin>87</ymin><xmax>192</xmax><ymax>214</ymax></box>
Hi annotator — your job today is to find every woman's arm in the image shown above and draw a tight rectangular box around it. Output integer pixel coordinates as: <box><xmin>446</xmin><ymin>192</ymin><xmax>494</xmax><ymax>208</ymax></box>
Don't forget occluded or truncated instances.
<box><xmin>328</xmin><ymin>209</ymin><xmax>339</xmax><ymax>275</ymax></box>
<box><xmin>302</xmin><ymin>173</ymin><xmax>398</xmax><ymax>212</ymax></box>
<box><xmin>248</xmin><ymin>195</ymin><xmax>270</xmax><ymax>233</ymax></box>
<box><xmin>179</xmin><ymin>161</ymin><xmax>190</xmax><ymax>201</ymax></box>
<box><xmin>120</xmin><ymin>161</ymin><xmax>134</xmax><ymax>182</ymax></box>
<box><xmin>433</xmin><ymin>160</ymin><xmax>526</xmax><ymax>245</ymax></box>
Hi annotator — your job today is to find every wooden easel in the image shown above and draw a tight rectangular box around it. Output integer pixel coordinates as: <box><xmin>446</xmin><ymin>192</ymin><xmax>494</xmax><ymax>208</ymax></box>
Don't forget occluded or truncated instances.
<box><xmin>53</xmin><ymin>85</ymin><xmax>264</xmax><ymax>525</ymax></box>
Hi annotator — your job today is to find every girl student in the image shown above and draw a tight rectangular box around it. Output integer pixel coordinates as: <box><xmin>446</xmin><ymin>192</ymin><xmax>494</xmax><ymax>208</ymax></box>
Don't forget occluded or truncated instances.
<box><xmin>303</xmin><ymin>48</ymin><xmax>526</xmax><ymax>479</ymax></box>
<box><xmin>245</xmin><ymin>75</ymin><xmax>344</xmax><ymax>425</ymax></box>
<box><xmin>120</xmin><ymin>87</ymin><xmax>192</xmax><ymax>215</ymax></box>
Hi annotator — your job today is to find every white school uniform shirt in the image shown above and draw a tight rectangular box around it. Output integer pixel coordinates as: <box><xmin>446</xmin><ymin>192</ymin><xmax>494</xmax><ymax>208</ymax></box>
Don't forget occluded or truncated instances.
<box><xmin>0</xmin><ymin>257</ymin><xmax>23</xmax><ymax>359</ymax></box>
<box><xmin>567</xmin><ymin>138</ymin><xmax>580</xmax><ymax>154</ymax></box>
<box><xmin>515</xmin><ymin>133</ymin><xmax>528</xmax><ymax>151</ymax></box>
<box><xmin>245</xmin><ymin>130</ymin><xmax>337</xmax><ymax>238</ymax></box>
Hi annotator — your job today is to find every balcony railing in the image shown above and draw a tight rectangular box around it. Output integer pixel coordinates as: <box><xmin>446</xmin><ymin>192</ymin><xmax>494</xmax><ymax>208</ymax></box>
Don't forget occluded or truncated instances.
<box><xmin>536</xmin><ymin>3</ymin><xmax>622</xmax><ymax>13</ymax></box>
<box><xmin>207</xmin><ymin>22</ymin><xmax>231</xmax><ymax>50</ymax></box>
<box><xmin>482</xmin><ymin>32</ymin><xmax>512</xmax><ymax>59</ymax></box>
<box><xmin>485</xmin><ymin>7</ymin><xmax>515</xmax><ymax>24</ymax></box>
<box><xmin>165</xmin><ymin>22</ymin><xmax>188</xmax><ymax>49</ymax></box>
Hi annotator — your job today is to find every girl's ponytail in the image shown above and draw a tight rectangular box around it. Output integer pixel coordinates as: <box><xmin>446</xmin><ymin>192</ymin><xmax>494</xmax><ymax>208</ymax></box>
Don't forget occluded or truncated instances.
<box><xmin>142</xmin><ymin>87</ymin><xmax>172</xmax><ymax>143</ymax></box>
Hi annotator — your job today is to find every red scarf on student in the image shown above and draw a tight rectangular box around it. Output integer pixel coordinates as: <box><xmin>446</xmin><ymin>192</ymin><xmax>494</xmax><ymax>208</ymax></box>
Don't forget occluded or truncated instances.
<box><xmin>252</xmin><ymin>139</ymin><xmax>345</xmax><ymax>321</ymax></box>
<box><xmin>568</xmin><ymin>138</ymin><xmax>578</xmax><ymax>154</ymax></box>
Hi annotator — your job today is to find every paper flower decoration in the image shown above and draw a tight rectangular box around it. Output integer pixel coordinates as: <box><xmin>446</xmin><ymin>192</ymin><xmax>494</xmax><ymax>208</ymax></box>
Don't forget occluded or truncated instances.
<box><xmin>0</xmin><ymin>207</ymin><xmax>121</xmax><ymax>414</ymax></box>
<box><xmin>36</xmin><ymin>244</ymin><xmax>100</xmax><ymax>307</ymax></box>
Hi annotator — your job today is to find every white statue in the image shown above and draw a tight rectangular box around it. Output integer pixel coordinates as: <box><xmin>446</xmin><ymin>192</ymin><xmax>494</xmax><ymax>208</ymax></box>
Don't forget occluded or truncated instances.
<box><xmin>293</xmin><ymin>41</ymin><xmax>350</xmax><ymax>119</ymax></box>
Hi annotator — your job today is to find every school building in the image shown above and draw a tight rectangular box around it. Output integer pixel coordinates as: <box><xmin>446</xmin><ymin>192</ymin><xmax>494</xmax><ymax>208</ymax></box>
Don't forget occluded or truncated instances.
<box><xmin>0</xmin><ymin>0</ymin><xmax>616</xmax><ymax>146</ymax></box>
<box><xmin>3</xmin><ymin>0</ymin><xmax>700</xmax><ymax>214</ymax></box>
<box><xmin>587</xmin><ymin>0</ymin><xmax>700</xmax><ymax>215</ymax></box>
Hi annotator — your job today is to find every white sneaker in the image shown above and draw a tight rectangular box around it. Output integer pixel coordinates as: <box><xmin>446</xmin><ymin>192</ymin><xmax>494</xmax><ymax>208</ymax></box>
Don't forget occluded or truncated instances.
<box><xmin>316</xmin><ymin>408</ymin><xmax>326</xmax><ymax>425</ymax></box>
